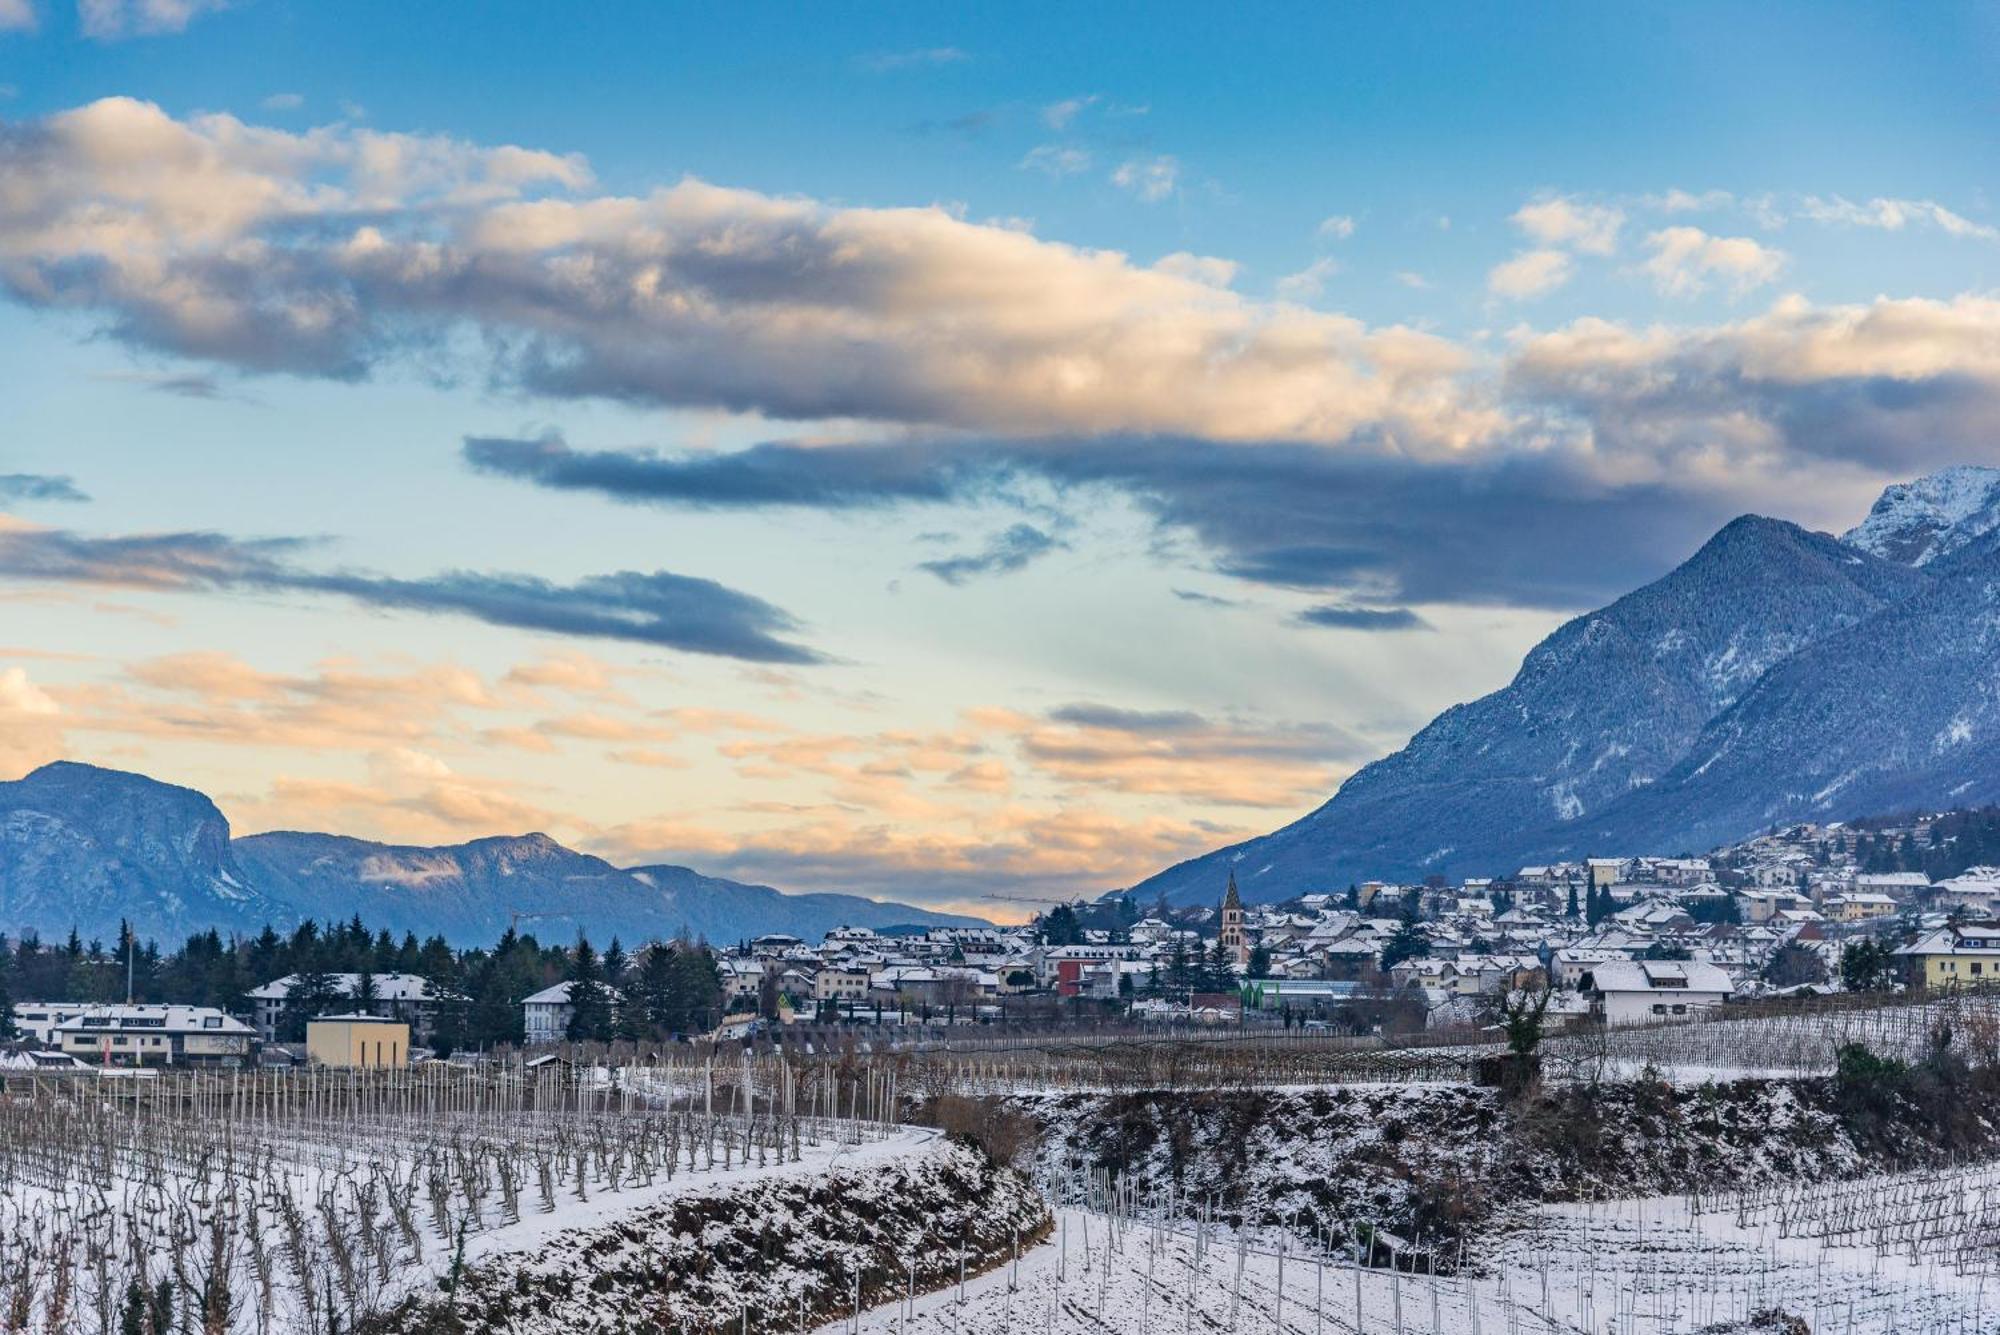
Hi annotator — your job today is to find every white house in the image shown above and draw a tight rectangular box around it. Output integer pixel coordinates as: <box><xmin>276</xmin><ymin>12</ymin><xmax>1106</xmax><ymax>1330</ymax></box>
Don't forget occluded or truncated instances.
<box><xmin>50</xmin><ymin>1004</ymin><xmax>257</xmax><ymax>1066</ymax></box>
<box><xmin>1582</xmin><ymin>960</ymin><xmax>1734</xmax><ymax>1025</ymax></box>
<box><xmin>523</xmin><ymin>982</ymin><xmax>580</xmax><ymax>1044</ymax></box>
<box><xmin>245</xmin><ymin>972</ymin><xmax>440</xmax><ymax>1042</ymax></box>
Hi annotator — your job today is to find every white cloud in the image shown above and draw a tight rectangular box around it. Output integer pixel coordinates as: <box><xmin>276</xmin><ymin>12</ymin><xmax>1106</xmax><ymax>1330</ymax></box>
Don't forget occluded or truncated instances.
<box><xmin>1649</xmin><ymin>188</ymin><xmax>1734</xmax><ymax>214</ymax></box>
<box><xmin>1042</xmin><ymin>95</ymin><xmax>1097</xmax><ymax>130</ymax></box>
<box><xmin>1111</xmin><ymin>155</ymin><xmax>1179</xmax><ymax>203</ymax></box>
<box><xmin>1153</xmin><ymin>252</ymin><xmax>1237</xmax><ymax>287</ymax></box>
<box><xmin>1511</xmin><ymin>196</ymin><xmax>1624</xmax><ymax>255</ymax></box>
<box><xmin>1800</xmin><ymin>195</ymin><xmax>1997</xmax><ymax>242</ymax></box>
<box><xmin>1276</xmin><ymin>256</ymin><xmax>1341</xmax><ymax>300</ymax></box>
<box><xmin>1395</xmin><ymin>271</ymin><xmax>1431</xmax><ymax>290</ymax></box>
<box><xmin>0</xmin><ymin>98</ymin><xmax>1496</xmax><ymax>450</ymax></box>
<box><xmin>0</xmin><ymin>0</ymin><xmax>35</xmax><ymax>31</ymax></box>
<box><xmin>1315</xmin><ymin>214</ymin><xmax>1356</xmax><ymax>241</ymax></box>
<box><xmin>77</xmin><ymin>0</ymin><xmax>226</xmax><ymax>39</ymax></box>
<box><xmin>1018</xmin><ymin>144</ymin><xmax>1092</xmax><ymax>178</ymax></box>
<box><xmin>261</xmin><ymin>92</ymin><xmax>304</xmax><ymax>111</ymax></box>
<box><xmin>1487</xmin><ymin>249</ymin><xmax>1573</xmax><ymax>300</ymax></box>
<box><xmin>1640</xmin><ymin>226</ymin><xmax>1786</xmax><ymax>297</ymax></box>
<box><xmin>855</xmin><ymin>47</ymin><xmax>967</xmax><ymax>73</ymax></box>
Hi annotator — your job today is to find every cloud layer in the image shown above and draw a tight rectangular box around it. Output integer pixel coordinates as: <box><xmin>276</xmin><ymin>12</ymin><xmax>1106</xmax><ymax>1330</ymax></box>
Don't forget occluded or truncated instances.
<box><xmin>0</xmin><ymin>520</ymin><xmax>822</xmax><ymax>662</ymax></box>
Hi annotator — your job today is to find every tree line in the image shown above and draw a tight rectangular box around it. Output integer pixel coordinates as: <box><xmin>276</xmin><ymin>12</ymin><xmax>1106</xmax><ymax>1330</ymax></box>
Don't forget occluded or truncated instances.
<box><xmin>0</xmin><ymin>914</ymin><xmax>724</xmax><ymax>1053</ymax></box>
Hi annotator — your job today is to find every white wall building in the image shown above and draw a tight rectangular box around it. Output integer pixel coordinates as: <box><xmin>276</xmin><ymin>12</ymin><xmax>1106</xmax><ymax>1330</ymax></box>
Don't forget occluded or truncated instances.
<box><xmin>1583</xmin><ymin>960</ymin><xmax>1733</xmax><ymax>1025</ymax></box>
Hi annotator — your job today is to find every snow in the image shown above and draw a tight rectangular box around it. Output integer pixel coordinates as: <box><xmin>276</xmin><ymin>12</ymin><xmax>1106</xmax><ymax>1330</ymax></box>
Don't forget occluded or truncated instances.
<box><xmin>1844</xmin><ymin>465</ymin><xmax>2000</xmax><ymax>567</ymax></box>
<box><xmin>818</xmin><ymin>1162</ymin><xmax>2000</xmax><ymax>1334</ymax></box>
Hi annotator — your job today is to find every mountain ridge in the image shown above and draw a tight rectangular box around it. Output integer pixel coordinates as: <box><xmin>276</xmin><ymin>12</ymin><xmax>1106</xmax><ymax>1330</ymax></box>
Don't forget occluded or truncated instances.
<box><xmin>1127</xmin><ymin>472</ymin><xmax>1996</xmax><ymax>906</ymax></box>
<box><xmin>0</xmin><ymin>762</ymin><xmax>985</xmax><ymax>943</ymax></box>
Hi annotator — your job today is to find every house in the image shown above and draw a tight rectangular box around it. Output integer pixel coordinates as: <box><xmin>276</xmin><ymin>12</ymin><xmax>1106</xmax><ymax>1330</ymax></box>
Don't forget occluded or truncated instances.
<box><xmin>813</xmin><ymin>966</ymin><xmax>872</xmax><ymax>1003</ymax></box>
<box><xmin>10</xmin><ymin>1002</ymin><xmax>95</xmax><ymax>1046</ymax></box>
<box><xmin>1826</xmin><ymin>893</ymin><xmax>1898</xmax><ymax>924</ymax></box>
<box><xmin>1580</xmin><ymin>961</ymin><xmax>1733</xmax><ymax>1025</ymax></box>
<box><xmin>51</xmin><ymin>1004</ymin><xmax>257</xmax><ymax>1066</ymax></box>
<box><xmin>521</xmin><ymin>981</ymin><xmax>625</xmax><ymax>1044</ymax></box>
<box><xmin>245</xmin><ymin>972</ymin><xmax>441</xmax><ymax>1042</ymax></box>
<box><xmin>306</xmin><ymin>1015</ymin><xmax>408</xmax><ymax>1069</ymax></box>
<box><xmin>1896</xmin><ymin>923</ymin><xmax>2000</xmax><ymax>989</ymax></box>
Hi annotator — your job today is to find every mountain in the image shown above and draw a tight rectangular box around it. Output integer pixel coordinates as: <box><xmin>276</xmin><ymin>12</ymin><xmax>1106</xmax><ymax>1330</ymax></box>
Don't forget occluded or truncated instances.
<box><xmin>0</xmin><ymin>763</ymin><xmax>985</xmax><ymax>943</ymax></box>
<box><xmin>0</xmin><ymin>762</ymin><xmax>281</xmax><ymax>943</ymax></box>
<box><xmin>232</xmin><ymin>830</ymin><xmax>983</xmax><ymax>944</ymax></box>
<box><xmin>1568</xmin><ymin>525</ymin><xmax>2000</xmax><ymax>853</ymax></box>
<box><xmin>1842</xmin><ymin>465</ymin><xmax>2000</xmax><ymax>567</ymax></box>
<box><xmin>1130</xmin><ymin>500</ymin><xmax>1951</xmax><ymax>907</ymax></box>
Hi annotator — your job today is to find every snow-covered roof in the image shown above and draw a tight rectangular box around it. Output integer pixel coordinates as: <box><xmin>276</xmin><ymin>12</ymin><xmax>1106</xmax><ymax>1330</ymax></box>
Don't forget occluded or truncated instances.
<box><xmin>1585</xmin><ymin>960</ymin><xmax>1734</xmax><ymax>995</ymax></box>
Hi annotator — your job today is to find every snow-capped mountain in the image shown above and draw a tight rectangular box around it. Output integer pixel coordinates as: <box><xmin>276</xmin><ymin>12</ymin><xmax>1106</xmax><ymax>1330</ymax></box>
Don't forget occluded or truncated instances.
<box><xmin>1843</xmin><ymin>465</ymin><xmax>2000</xmax><ymax>567</ymax></box>
<box><xmin>0</xmin><ymin>763</ymin><xmax>983</xmax><ymax>943</ymax></box>
<box><xmin>1130</xmin><ymin>468</ymin><xmax>2000</xmax><ymax>906</ymax></box>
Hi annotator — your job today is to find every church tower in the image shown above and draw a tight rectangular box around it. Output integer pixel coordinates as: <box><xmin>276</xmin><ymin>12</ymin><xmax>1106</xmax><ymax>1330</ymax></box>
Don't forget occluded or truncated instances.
<box><xmin>1218</xmin><ymin>869</ymin><xmax>1249</xmax><ymax>972</ymax></box>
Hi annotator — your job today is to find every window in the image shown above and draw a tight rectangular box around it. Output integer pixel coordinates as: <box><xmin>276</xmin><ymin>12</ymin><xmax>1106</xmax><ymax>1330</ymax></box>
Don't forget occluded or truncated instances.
<box><xmin>1975</xmin><ymin>963</ymin><xmax>1985</xmax><ymax>976</ymax></box>
<box><xmin>1651</xmin><ymin>1004</ymin><xmax>1667</xmax><ymax>1015</ymax></box>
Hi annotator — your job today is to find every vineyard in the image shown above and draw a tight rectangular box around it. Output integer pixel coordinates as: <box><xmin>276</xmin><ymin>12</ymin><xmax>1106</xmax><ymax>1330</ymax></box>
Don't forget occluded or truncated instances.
<box><xmin>0</xmin><ymin>1057</ymin><xmax>905</xmax><ymax>1334</ymax></box>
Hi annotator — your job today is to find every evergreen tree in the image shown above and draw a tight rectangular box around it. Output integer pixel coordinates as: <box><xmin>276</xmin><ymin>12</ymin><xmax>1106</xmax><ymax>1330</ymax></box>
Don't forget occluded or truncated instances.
<box><xmin>0</xmin><ymin>940</ymin><xmax>15</xmax><ymax>1041</ymax></box>
<box><xmin>1565</xmin><ymin>883</ymin><xmax>1580</xmax><ymax>920</ymax></box>
<box><xmin>564</xmin><ymin>936</ymin><xmax>615</xmax><ymax>1042</ymax></box>
<box><xmin>1247</xmin><ymin>943</ymin><xmax>1272</xmax><ymax>978</ymax></box>
<box><xmin>1379</xmin><ymin>919</ymin><xmax>1429</xmax><ymax>973</ymax></box>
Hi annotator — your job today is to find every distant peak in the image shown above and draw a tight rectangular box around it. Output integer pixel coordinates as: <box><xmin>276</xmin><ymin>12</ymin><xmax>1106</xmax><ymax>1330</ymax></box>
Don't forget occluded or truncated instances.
<box><xmin>1844</xmin><ymin>466</ymin><xmax>2000</xmax><ymax>567</ymax></box>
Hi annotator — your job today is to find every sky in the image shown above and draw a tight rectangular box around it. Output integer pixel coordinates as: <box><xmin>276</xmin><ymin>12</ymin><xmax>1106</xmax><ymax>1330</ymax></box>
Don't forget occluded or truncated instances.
<box><xmin>1</xmin><ymin>1</ymin><xmax>1998</xmax><ymax>919</ymax></box>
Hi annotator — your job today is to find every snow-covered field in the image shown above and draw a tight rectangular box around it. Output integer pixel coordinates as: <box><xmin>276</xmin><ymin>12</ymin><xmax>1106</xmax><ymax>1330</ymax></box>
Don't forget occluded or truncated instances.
<box><xmin>817</xmin><ymin>1163</ymin><xmax>2000</xmax><ymax>1335</ymax></box>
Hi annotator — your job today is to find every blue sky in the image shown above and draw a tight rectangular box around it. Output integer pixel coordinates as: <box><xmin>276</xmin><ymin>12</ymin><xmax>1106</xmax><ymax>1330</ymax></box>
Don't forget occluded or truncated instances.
<box><xmin>1</xmin><ymin>0</ymin><xmax>1997</xmax><ymax>915</ymax></box>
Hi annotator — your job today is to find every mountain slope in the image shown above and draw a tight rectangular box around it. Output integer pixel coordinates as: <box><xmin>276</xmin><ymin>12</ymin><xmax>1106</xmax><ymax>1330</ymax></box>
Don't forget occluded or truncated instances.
<box><xmin>0</xmin><ymin>762</ymin><xmax>984</xmax><ymax>943</ymax></box>
<box><xmin>233</xmin><ymin>830</ymin><xmax>982</xmax><ymax>944</ymax></box>
<box><xmin>1842</xmin><ymin>465</ymin><xmax>2000</xmax><ymax>567</ymax></box>
<box><xmin>1129</xmin><ymin>515</ymin><xmax>1933</xmax><ymax>905</ymax></box>
<box><xmin>0</xmin><ymin>762</ymin><xmax>281</xmax><ymax>942</ymax></box>
<box><xmin>1569</xmin><ymin>525</ymin><xmax>2000</xmax><ymax>851</ymax></box>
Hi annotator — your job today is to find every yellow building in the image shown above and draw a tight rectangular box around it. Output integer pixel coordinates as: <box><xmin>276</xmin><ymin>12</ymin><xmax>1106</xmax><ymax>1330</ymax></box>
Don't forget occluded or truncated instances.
<box><xmin>1897</xmin><ymin>924</ymin><xmax>2000</xmax><ymax>988</ymax></box>
<box><xmin>306</xmin><ymin>1015</ymin><xmax>409</xmax><ymax>1069</ymax></box>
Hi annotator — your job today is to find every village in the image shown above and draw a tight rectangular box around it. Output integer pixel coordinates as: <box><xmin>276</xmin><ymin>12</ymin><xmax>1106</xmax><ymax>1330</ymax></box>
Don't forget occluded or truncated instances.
<box><xmin>8</xmin><ymin>815</ymin><xmax>1998</xmax><ymax>1074</ymax></box>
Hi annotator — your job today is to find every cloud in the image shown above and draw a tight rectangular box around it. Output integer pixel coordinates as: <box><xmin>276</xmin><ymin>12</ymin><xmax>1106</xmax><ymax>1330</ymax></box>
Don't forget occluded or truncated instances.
<box><xmin>1019</xmin><ymin>144</ymin><xmax>1092</xmax><ymax>177</ymax></box>
<box><xmin>0</xmin><ymin>98</ymin><xmax>1492</xmax><ymax>450</ymax></box>
<box><xmin>1041</xmin><ymin>95</ymin><xmax>1096</xmax><ymax>130</ymax></box>
<box><xmin>260</xmin><ymin>92</ymin><xmax>304</xmax><ymax>111</ymax></box>
<box><xmin>1276</xmin><ymin>256</ymin><xmax>1341</xmax><ymax>300</ymax></box>
<box><xmin>1487</xmin><ymin>249</ymin><xmax>1573</xmax><ymax>299</ymax></box>
<box><xmin>1394</xmin><ymin>271</ymin><xmax>1430</xmax><ymax>290</ymax></box>
<box><xmin>464</xmin><ymin>433</ymin><xmax>989</xmax><ymax>509</ymax></box>
<box><xmin>1111</xmin><ymin>155</ymin><xmax>1179</xmax><ymax>203</ymax></box>
<box><xmin>1296</xmin><ymin>603</ymin><xmax>1429</xmax><ymax>631</ymax></box>
<box><xmin>0</xmin><ymin>0</ymin><xmax>34</xmax><ymax>30</ymax></box>
<box><xmin>0</xmin><ymin>520</ymin><xmax>823</xmax><ymax>662</ymax></box>
<box><xmin>1648</xmin><ymin>188</ymin><xmax>1734</xmax><ymax>214</ymax></box>
<box><xmin>1170</xmin><ymin>587</ymin><xmax>1243</xmax><ymax>609</ymax></box>
<box><xmin>856</xmin><ymin>47</ymin><xmax>967</xmax><ymax>73</ymax></box>
<box><xmin>1798</xmin><ymin>195</ymin><xmax>1997</xmax><ymax>242</ymax></box>
<box><xmin>90</xmin><ymin>369</ymin><xmax>227</xmax><ymax>398</ymax></box>
<box><xmin>1316</xmin><ymin>215</ymin><xmax>1356</xmax><ymax>241</ymax></box>
<box><xmin>0</xmin><ymin>664</ymin><xmax>62</xmax><ymax>773</ymax></box>
<box><xmin>917</xmin><ymin>523</ymin><xmax>1061</xmax><ymax>585</ymax></box>
<box><xmin>1512</xmin><ymin>196</ymin><xmax>1624</xmax><ymax>255</ymax></box>
<box><xmin>1639</xmin><ymin>226</ymin><xmax>1786</xmax><ymax>297</ymax></box>
<box><xmin>0</xmin><ymin>473</ymin><xmax>88</xmax><ymax>502</ymax></box>
<box><xmin>77</xmin><ymin>0</ymin><xmax>227</xmax><ymax>38</ymax></box>
<box><xmin>1047</xmin><ymin>702</ymin><xmax>1206</xmax><ymax>733</ymax></box>
<box><xmin>1509</xmin><ymin>293</ymin><xmax>2000</xmax><ymax>477</ymax></box>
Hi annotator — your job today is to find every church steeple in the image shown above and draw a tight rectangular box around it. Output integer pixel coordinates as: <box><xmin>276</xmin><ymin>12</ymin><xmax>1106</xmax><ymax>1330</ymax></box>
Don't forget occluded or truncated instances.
<box><xmin>1219</xmin><ymin>868</ymin><xmax>1248</xmax><ymax>971</ymax></box>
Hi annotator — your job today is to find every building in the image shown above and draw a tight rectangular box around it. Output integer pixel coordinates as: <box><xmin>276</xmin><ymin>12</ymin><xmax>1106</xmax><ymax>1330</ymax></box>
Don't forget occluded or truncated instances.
<box><xmin>523</xmin><ymin>981</ymin><xmax>575</xmax><ymax>1044</ymax></box>
<box><xmin>306</xmin><ymin>1015</ymin><xmax>409</xmax><ymax>1068</ymax></box>
<box><xmin>813</xmin><ymin>966</ymin><xmax>871</xmax><ymax>1003</ymax></box>
<box><xmin>1826</xmin><ymin>893</ymin><xmax>1898</xmax><ymax>924</ymax></box>
<box><xmin>1580</xmin><ymin>961</ymin><xmax>1733</xmax><ymax>1025</ymax></box>
<box><xmin>1896</xmin><ymin>923</ymin><xmax>2000</xmax><ymax>989</ymax></box>
<box><xmin>1218</xmin><ymin>871</ymin><xmax>1250</xmax><ymax>972</ymax></box>
<box><xmin>50</xmin><ymin>1004</ymin><xmax>257</xmax><ymax>1066</ymax></box>
<box><xmin>245</xmin><ymin>972</ymin><xmax>440</xmax><ymax>1042</ymax></box>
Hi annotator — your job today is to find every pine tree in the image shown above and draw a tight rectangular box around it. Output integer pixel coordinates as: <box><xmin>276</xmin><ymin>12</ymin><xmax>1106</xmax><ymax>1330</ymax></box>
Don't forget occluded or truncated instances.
<box><xmin>0</xmin><ymin>939</ymin><xmax>15</xmax><ymax>1041</ymax></box>
<box><xmin>564</xmin><ymin>936</ymin><xmax>615</xmax><ymax>1042</ymax></box>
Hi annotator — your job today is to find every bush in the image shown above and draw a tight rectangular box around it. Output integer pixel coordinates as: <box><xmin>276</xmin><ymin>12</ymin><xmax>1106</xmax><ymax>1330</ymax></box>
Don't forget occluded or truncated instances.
<box><xmin>926</xmin><ymin>1095</ymin><xmax>1040</xmax><ymax>1167</ymax></box>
